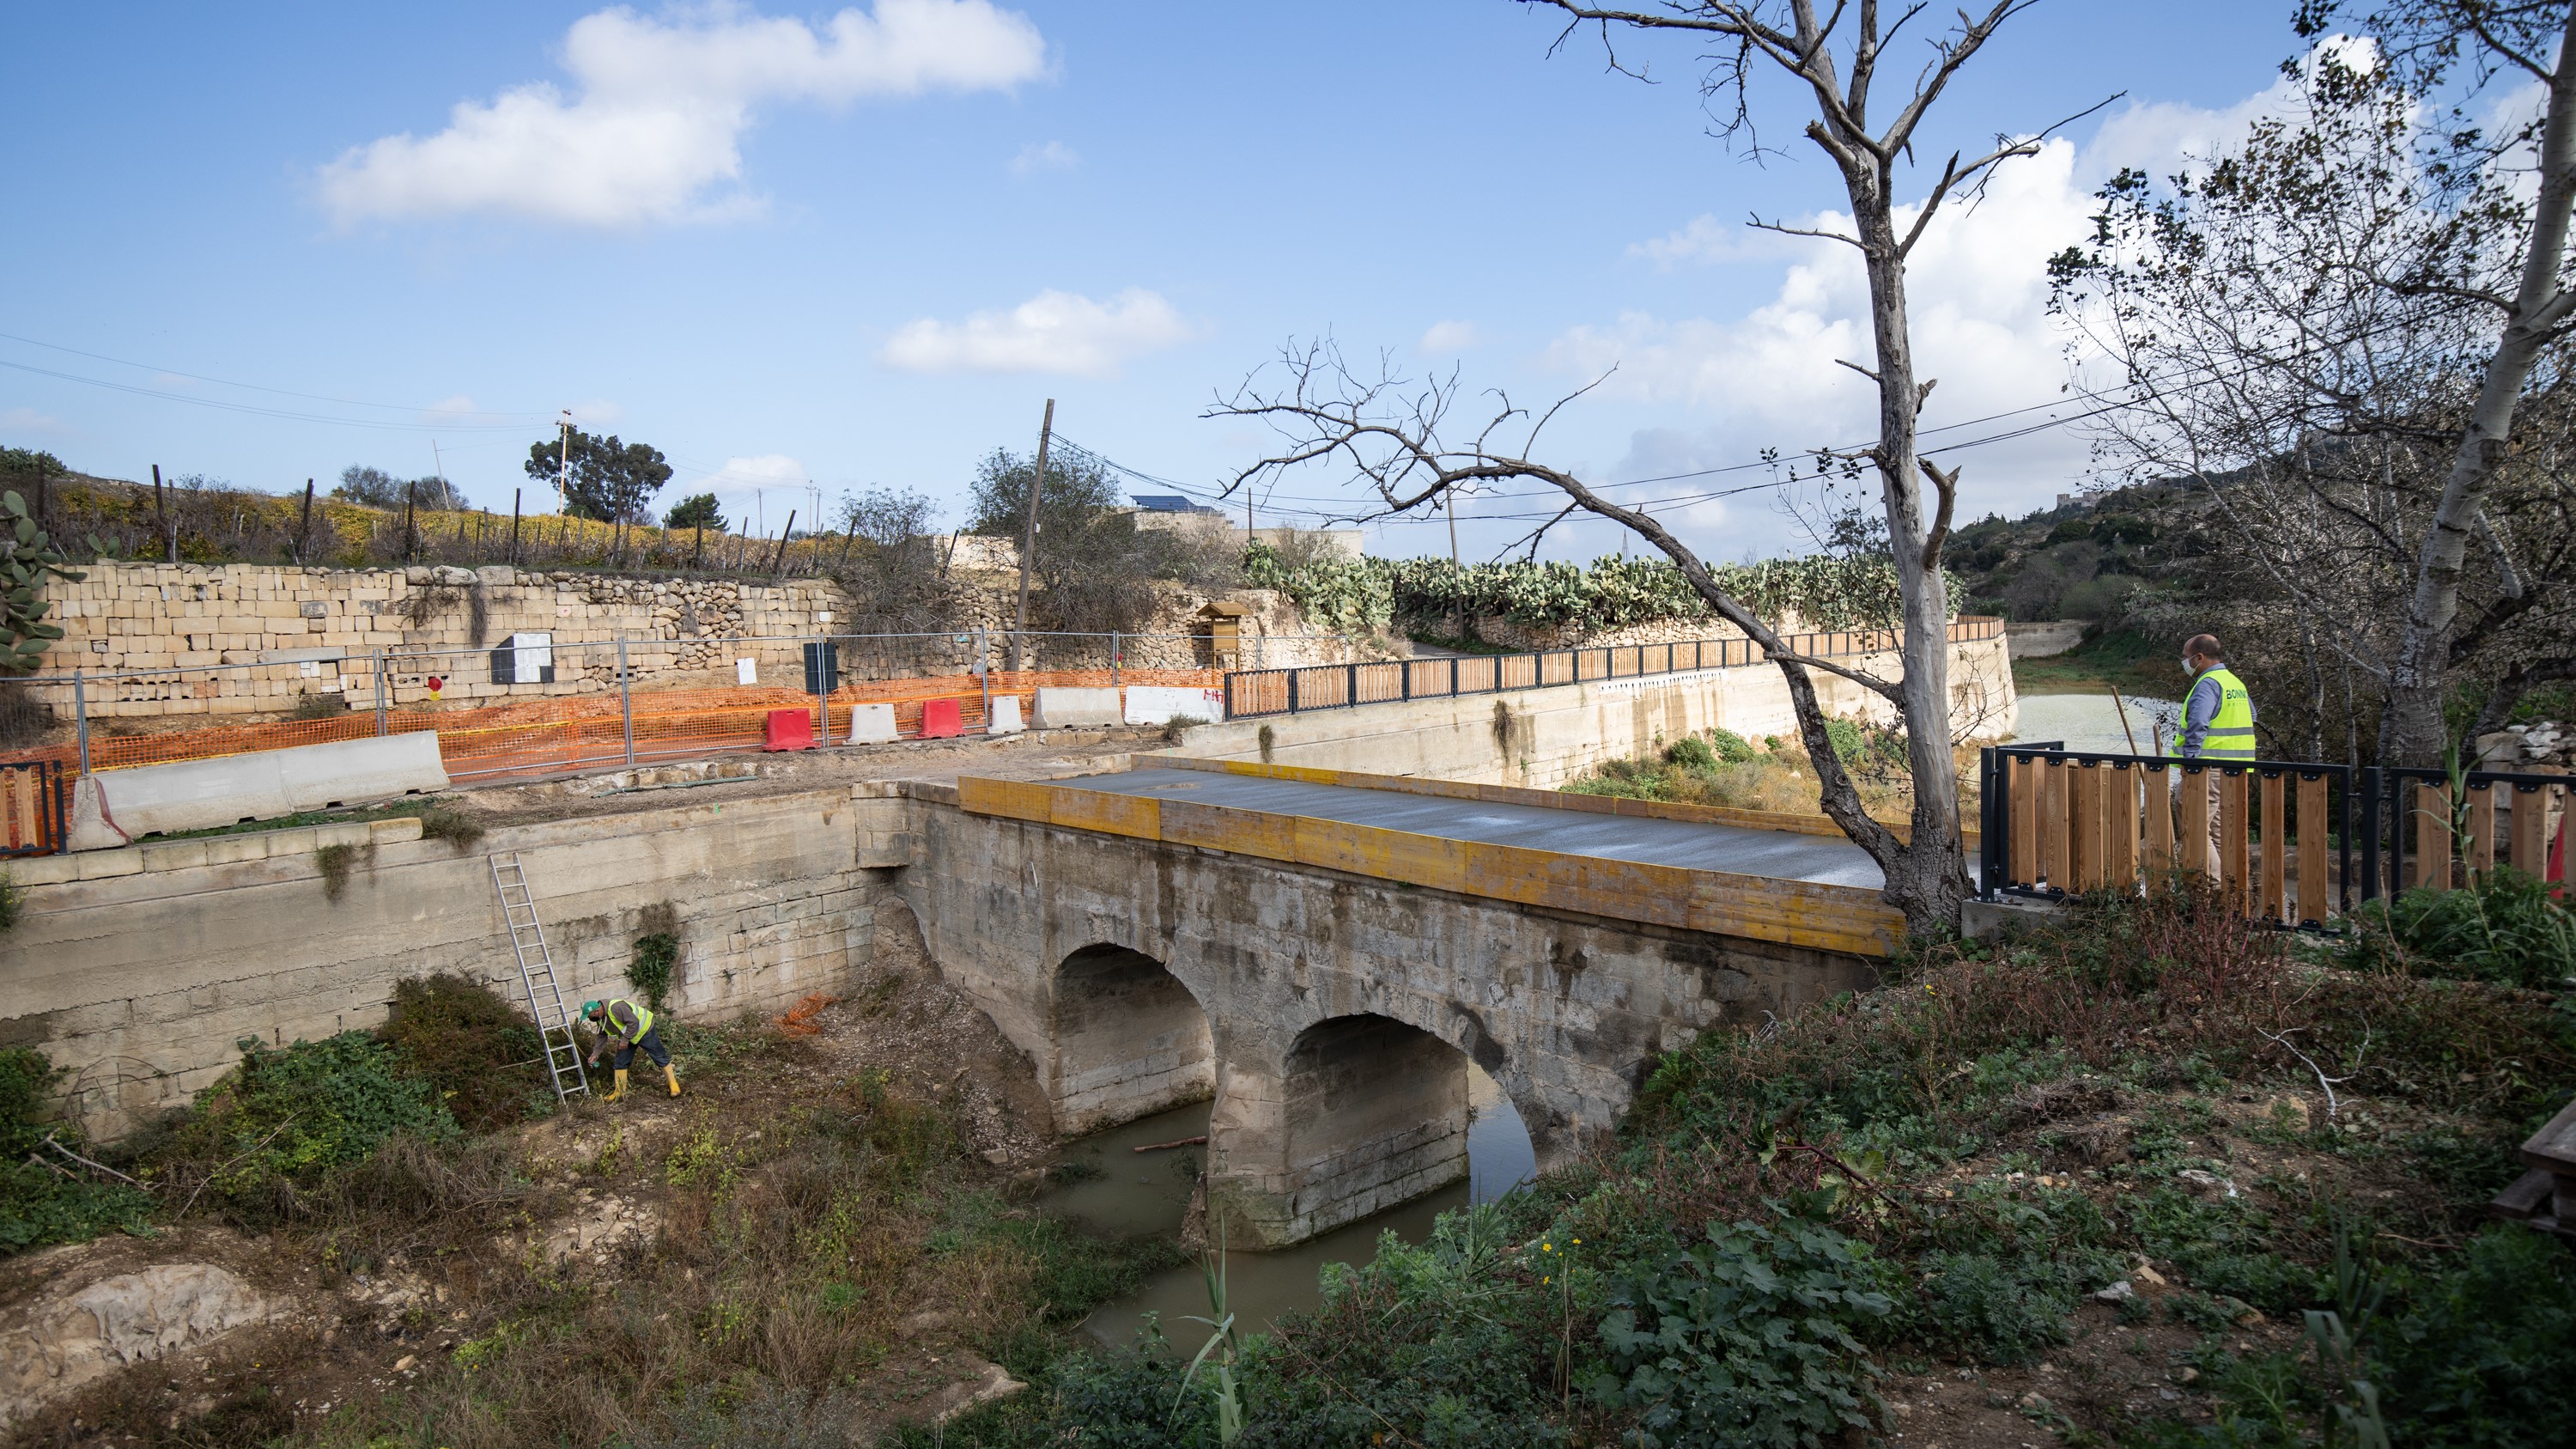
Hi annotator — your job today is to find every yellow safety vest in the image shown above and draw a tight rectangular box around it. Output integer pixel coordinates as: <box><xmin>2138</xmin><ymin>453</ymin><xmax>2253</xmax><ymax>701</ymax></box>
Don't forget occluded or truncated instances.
<box><xmin>2188</xmin><ymin>666</ymin><xmax>2257</xmax><ymax>761</ymax></box>
<box><xmin>602</xmin><ymin>998</ymin><xmax>653</xmax><ymax>1043</ymax></box>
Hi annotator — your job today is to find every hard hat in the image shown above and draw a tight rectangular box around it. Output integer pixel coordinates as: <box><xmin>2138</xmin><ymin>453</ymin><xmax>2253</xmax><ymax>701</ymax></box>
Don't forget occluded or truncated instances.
<box><xmin>580</xmin><ymin>1000</ymin><xmax>604</xmax><ymax>1016</ymax></box>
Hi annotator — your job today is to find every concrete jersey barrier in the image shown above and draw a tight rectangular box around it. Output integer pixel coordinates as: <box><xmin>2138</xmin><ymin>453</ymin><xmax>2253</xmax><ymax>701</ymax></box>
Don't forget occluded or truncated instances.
<box><xmin>68</xmin><ymin>733</ymin><xmax>450</xmax><ymax>850</ymax></box>
<box><xmin>1123</xmin><ymin>685</ymin><xmax>1225</xmax><ymax>727</ymax></box>
<box><xmin>1032</xmin><ymin>687</ymin><xmax>1121</xmax><ymax>729</ymax></box>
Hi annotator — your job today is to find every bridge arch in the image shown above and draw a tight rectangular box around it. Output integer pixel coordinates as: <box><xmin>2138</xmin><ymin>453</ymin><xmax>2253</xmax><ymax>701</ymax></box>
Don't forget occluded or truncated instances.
<box><xmin>1048</xmin><ymin>941</ymin><xmax>1214</xmax><ymax>1135</ymax></box>
<box><xmin>1206</xmin><ymin>1008</ymin><xmax>1534</xmax><ymax>1247</ymax></box>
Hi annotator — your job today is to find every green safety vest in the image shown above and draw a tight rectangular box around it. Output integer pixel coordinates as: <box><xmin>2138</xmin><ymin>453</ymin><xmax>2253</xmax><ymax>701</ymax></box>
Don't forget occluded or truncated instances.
<box><xmin>601</xmin><ymin>998</ymin><xmax>653</xmax><ymax>1043</ymax></box>
<box><xmin>2188</xmin><ymin>666</ymin><xmax>2258</xmax><ymax>761</ymax></box>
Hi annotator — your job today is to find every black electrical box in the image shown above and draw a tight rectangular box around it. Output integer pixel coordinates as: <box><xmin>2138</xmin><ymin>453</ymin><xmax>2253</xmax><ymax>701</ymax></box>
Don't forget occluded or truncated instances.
<box><xmin>803</xmin><ymin>640</ymin><xmax>840</xmax><ymax>695</ymax></box>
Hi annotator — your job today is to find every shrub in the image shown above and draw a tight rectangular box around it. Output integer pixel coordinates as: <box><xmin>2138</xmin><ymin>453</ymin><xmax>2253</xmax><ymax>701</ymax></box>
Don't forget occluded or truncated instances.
<box><xmin>2377</xmin><ymin>1225</ymin><xmax>2576</xmax><ymax>1448</ymax></box>
<box><xmin>0</xmin><ymin>1046</ymin><xmax>155</xmax><ymax>1252</ymax></box>
<box><xmin>1822</xmin><ymin>716</ymin><xmax>1867</xmax><ymax>764</ymax></box>
<box><xmin>167</xmin><ymin>1032</ymin><xmax>456</xmax><ymax>1215</ymax></box>
<box><xmin>0</xmin><ymin>868</ymin><xmax>18</xmax><ymax>933</ymax></box>
<box><xmin>1588</xmin><ymin>1216</ymin><xmax>1893</xmax><ymax>1448</ymax></box>
<box><xmin>2336</xmin><ymin>868</ymin><xmax>2576</xmax><ymax>990</ymax></box>
<box><xmin>1707</xmin><ymin>728</ymin><xmax>1757</xmax><ymax>764</ymax></box>
<box><xmin>380</xmin><ymin>975</ymin><xmax>544</xmax><ymax>1133</ymax></box>
<box><xmin>288</xmin><ymin>691</ymin><xmax>345</xmax><ymax>721</ymax></box>
<box><xmin>1665</xmin><ymin>735</ymin><xmax>1719</xmax><ymax>771</ymax></box>
<box><xmin>415</xmin><ymin>804</ymin><xmax>485</xmax><ymax>851</ymax></box>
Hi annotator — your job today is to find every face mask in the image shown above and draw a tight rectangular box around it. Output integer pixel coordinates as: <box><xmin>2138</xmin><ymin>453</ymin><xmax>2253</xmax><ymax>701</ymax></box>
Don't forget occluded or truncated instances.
<box><xmin>2181</xmin><ymin>657</ymin><xmax>2196</xmax><ymax>674</ymax></box>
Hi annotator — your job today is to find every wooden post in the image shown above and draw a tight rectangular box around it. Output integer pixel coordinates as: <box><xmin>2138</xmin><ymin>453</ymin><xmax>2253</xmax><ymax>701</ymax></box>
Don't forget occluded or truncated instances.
<box><xmin>2142</xmin><ymin>763</ymin><xmax>2176</xmax><ymax>875</ymax></box>
<box><xmin>2469</xmin><ymin>782</ymin><xmax>2499</xmax><ymax>875</ymax></box>
<box><xmin>2041</xmin><ymin>759</ymin><xmax>2071</xmax><ymax>891</ymax></box>
<box><xmin>2261</xmin><ymin>771</ymin><xmax>2288</xmax><ymax>923</ymax></box>
<box><xmin>771</xmin><ymin>511</ymin><xmax>795</xmax><ymax>576</ymax></box>
<box><xmin>2509</xmin><ymin>780</ymin><xmax>2558</xmax><ymax>874</ymax></box>
<box><xmin>2413</xmin><ymin>781</ymin><xmax>2453</xmax><ymax>890</ymax></box>
<box><xmin>2296</xmin><ymin>772</ymin><xmax>2331</xmax><ymax>926</ymax></box>
<box><xmin>509</xmin><ymin>489</ymin><xmax>522</xmax><ymax>563</ymax></box>
<box><xmin>692</xmin><ymin>522</ymin><xmax>704</xmax><ymax>569</ymax></box>
<box><xmin>2010</xmin><ymin>755</ymin><xmax>2038</xmax><ymax>888</ymax></box>
<box><xmin>401</xmin><ymin>481</ymin><xmax>418</xmax><ymax>563</ymax></box>
<box><xmin>2178</xmin><ymin>766</ymin><xmax>2212</xmax><ymax>877</ymax></box>
<box><xmin>295</xmin><ymin>479</ymin><xmax>315</xmax><ymax>564</ymax></box>
<box><xmin>2221</xmin><ymin>769</ymin><xmax>2253</xmax><ymax>911</ymax></box>
<box><xmin>2105</xmin><ymin>763</ymin><xmax>2139</xmax><ymax>893</ymax></box>
<box><xmin>153</xmin><ymin>463</ymin><xmax>176</xmax><ymax>563</ymax></box>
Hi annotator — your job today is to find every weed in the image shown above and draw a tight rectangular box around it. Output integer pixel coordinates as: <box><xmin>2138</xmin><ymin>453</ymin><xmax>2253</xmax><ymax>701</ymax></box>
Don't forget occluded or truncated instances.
<box><xmin>0</xmin><ymin>868</ymin><xmax>19</xmax><ymax>932</ymax></box>
<box><xmin>289</xmin><ymin>691</ymin><xmax>347</xmax><ymax>721</ymax></box>
<box><xmin>380</xmin><ymin>974</ymin><xmax>544</xmax><ymax>1133</ymax></box>
<box><xmin>0</xmin><ymin>676</ymin><xmax>52</xmax><ymax>746</ymax></box>
<box><xmin>2336</xmin><ymin>868</ymin><xmax>2576</xmax><ymax>990</ymax></box>
<box><xmin>1257</xmin><ymin>722</ymin><xmax>1275</xmax><ymax>764</ymax></box>
<box><xmin>629</xmin><ymin>931</ymin><xmax>680</xmax><ymax>1011</ymax></box>
<box><xmin>313</xmin><ymin>840</ymin><xmax>367</xmax><ymax>902</ymax></box>
<box><xmin>414</xmin><ymin>803</ymin><xmax>485</xmax><ymax>851</ymax></box>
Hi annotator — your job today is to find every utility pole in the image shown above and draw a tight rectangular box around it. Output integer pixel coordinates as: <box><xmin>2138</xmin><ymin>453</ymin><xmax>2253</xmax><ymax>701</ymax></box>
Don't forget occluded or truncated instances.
<box><xmin>1009</xmin><ymin>398</ymin><xmax>1054</xmax><ymax>673</ymax></box>
<box><xmin>556</xmin><ymin>410</ymin><xmax>573</xmax><ymax>512</ymax></box>
<box><xmin>1445</xmin><ymin>487</ymin><xmax>1461</xmax><ymax>567</ymax></box>
<box><xmin>431</xmin><ymin>440</ymin><xmax>447</xmax><ymax>502</ymax></box>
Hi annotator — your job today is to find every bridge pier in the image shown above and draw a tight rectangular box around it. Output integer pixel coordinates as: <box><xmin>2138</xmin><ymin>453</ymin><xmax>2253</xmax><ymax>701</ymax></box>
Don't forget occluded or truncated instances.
<box><xmin>1206</xmin><ymin>1014</ymin><xmax>1472</xmax><ymax>1248</ymax></box>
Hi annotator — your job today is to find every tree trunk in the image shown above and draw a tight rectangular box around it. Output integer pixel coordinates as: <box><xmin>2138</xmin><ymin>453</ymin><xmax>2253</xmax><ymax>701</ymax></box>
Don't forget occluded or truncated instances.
<box><xmin>1844</xmin><ymin>165</ymin><xmax>1972</xmax><ymax>936</ymax></box>
<box><xmin>2385</xmin><ymin>5</ymin><xmax>2576</xmax><ymax>766</ymax></box>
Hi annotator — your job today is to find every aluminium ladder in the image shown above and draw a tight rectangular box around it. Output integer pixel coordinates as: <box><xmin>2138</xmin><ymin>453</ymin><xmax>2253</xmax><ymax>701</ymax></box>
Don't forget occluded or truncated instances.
<box><xmin>489</xmin><ymin>852</ymin><xmax>591</xmax><ymax>1101</ymax></box>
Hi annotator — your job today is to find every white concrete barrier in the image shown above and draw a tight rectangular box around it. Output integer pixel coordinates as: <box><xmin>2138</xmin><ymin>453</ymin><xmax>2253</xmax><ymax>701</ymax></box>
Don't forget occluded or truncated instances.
<box><xmin>1032</xmin><ymin>687</ymin><xmax>1121</xmax><ymax>729</ymax></box>
<box><xmin>987</xmin><ymin>696</ymin><xmax>1025</xmax><ymax>735</ymax></box>
<box><xmin>842</xmin><ymin>703</ymin><xmax>900</xmax><ymax>745</ymax></box>
<box><xmin>1124</xmin><ymin>686</ymin><xmax>1225</xmax><ymax>727</ymax></box>
<box><xmin>66</xmin><ymin>733</ymin><xmax>450</xmax><ymax>850</ymax></box>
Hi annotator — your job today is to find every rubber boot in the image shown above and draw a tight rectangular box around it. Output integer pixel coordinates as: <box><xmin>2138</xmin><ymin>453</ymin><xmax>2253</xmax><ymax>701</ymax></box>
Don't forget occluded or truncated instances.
<box><xmin>605</xmin><ymin>1068</ymin><xmax>629</xmax><ymax>1102</ymax></box>
<box><xmin>665</xmin><ymin>1064</ymin><xmax>682</xmax><ymax>1098</ymax></box>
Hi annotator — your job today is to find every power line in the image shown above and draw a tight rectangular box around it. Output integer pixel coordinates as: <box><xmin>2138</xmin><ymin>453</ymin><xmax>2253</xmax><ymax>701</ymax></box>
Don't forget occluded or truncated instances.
<box><xmin>0</xmin><ymin>328</ymin><xmax>554</xmax><ymax>424</ymax></box>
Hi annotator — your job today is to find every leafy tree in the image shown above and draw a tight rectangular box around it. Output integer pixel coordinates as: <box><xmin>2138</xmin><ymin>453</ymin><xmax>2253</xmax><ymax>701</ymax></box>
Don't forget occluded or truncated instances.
<box><xmin>0</xmin><ymin>447</ymin><xmax>66</xmax><ymax>483</ymax></box>
<box><xmin>333</xmin><ymin>465</ymin><xmax>467</xmax><ymax>512</ymax></box>
<box><xmin>829</xmin><ymin>485</ymin><xmax>959</xmax><ymax>634</ymax></box>
<box><xmin>521</xmin><ymin>429</ymin><xmax>672</xmax><ymax>523</ymax></box>
<box><xmin>0</xmin><ymin>490</ymin><xmax>84</xmax><ymax>672</ymax></box>
<box><xmin>664</xmin><ymin>491</ymin><xmax>727</xmax><ymax>532</ymax></box>
<box><xmin>968</xmin><ymin>448</ymin><xmax>1234</xmax><ymax>636</ymax></box>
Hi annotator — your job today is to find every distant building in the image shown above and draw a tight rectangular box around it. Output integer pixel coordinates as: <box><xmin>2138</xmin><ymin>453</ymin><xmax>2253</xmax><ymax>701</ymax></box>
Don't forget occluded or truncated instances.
<box><xmin>1125</xmin><ymin>494</ymin><xmax>1365</xmax><ymax>557</ymax></box>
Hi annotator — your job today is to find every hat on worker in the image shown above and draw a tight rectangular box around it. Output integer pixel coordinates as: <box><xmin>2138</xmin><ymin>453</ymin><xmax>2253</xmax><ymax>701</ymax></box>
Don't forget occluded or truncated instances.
<box><xmin>580</xmin><ymin>1001</ymin><xmax>604</xmax><ymax>1016</ymax></box>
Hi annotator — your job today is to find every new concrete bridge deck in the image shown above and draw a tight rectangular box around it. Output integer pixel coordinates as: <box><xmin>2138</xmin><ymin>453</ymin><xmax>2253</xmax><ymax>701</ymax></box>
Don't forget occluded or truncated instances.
<box><xmin>1078</xmin><ymin>765</ymin><xmax>1888</xmax><ymax>891</ymax></box>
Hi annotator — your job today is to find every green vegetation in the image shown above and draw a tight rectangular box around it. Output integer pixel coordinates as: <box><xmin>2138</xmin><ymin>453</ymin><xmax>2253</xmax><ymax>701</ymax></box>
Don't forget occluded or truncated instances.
<box><xmin>1563</xmin><ymin>720</ymin><xmax>1958</xmax><ymax>822</ymax></box>
<box><xmin>629</xmin><ymin>930</ymin><xmax>681</xmax><ymax>1011</ymax></box>
<box><xmin>153</xmin><ymin>1031</ymin><xmax>459</xmax><ymax>1219</ymax></box>
<box><xmin>923</xmin><ymin>882</ymin><xmax>2573</xmax><ymax>1447</ymax></box>
<box><xmin>0</xmin><ymin>1046</ymin><xmax>155</xmax><ymax>1251</ymax></box>
<box><xmin>380</xmin><ymin>974</ymin><xmax>548</xmax><ymax>1133</ymax></box>
<box><xmin>2337</xmin><ymin>868</ymin><xmax>2576</xmax><ymax>990</ymax></box>
<box><xmin>1245</xmin><ymin>544</ymin><xmax>1967</xmax><ymax>644</ymax></box>
<box><xmin>2012</xmin><ymin>626</ymin><xmax>2191</xmax><ymax>699</ymax></box>
<box><xmin>0</xmin><ymin>487</ymin><xmax>90</xmax><ymax>672</ymax></box>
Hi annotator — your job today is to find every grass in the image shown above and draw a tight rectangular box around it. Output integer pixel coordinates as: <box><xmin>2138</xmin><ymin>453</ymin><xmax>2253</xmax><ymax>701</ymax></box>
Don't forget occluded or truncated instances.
<box><xmin>1561</xmin><ymin>721</ymin><xmax>1982</xmax><ymax>824</ymax></box>
<box><xmin>143</xmin><ymin>795</ymin><xmax>477</xmax><ymax>844</ymax></box>
<box><xmin>2012</xmin><ymin>627</ymin><xmax>2192</xmax><ymax>698</ymax></box>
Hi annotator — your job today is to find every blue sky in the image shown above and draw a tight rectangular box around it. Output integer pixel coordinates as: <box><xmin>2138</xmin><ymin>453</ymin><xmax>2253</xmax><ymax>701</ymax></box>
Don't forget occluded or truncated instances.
<box><xmin>2</xmin><ymin>1</ymin><xmax>2302</xmax><ymax>562</ymax></box>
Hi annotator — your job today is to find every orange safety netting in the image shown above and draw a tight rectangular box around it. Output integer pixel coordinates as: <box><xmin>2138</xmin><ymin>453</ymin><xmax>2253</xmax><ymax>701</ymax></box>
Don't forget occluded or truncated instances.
<box><xmin>3</xmin><ymin>668</ymin><xmax>1225</xmax><ymax>784</ymax></box>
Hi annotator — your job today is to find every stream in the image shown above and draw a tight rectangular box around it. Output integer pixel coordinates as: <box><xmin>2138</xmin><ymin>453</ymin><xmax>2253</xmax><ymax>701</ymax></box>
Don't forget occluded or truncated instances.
<box><xmin>1047</xmin><ymin>1064</ymin><xmax>1536</xmax><ymax>1349</ymax></box>
<box><xmin>2014</xmin><ymin>690</ymin><xmax>2183</xmax><ymax>755</ymax></box>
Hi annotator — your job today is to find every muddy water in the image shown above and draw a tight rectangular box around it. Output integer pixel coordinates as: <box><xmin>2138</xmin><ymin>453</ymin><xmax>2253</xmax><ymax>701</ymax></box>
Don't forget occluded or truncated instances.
<box><xmin>1048</xmin><ymin>1065</ymin><xmax>1536</xmax><ymax>1348</ymax></box>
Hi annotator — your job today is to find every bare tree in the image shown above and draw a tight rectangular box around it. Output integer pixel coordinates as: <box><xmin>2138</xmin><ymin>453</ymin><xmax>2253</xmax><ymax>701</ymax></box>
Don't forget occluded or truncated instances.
<box><xmin>2312</xmin><ymin>3</ymin><xmax>2576</xmax><ymax>762</ymax></box>
<box><xmin>1212</xmin><ymin>3</ymin><xmax>2084</xmax><ymax>935</ymax></box>
<box><xmin>2057</xmin><ymin>13</ymin><xmax>2576</xmax><ymax>764</ymax></box>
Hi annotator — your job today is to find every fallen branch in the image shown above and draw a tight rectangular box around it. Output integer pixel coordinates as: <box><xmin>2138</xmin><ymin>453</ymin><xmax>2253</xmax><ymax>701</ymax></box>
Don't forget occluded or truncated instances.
<box><xmin>1133</xmin><ymin>1135</ymin><xmax>1208</xmax><ymax>1154</ymax></box>
<box><xmin>42</xmin><ymin>1132</ymin><xmax>149</xmax><ymax>1188</ymax></box>
<box><xmin>2258</xmin><ymin>1026</ymin><xmax>2358</xmax><ymax>1121</ymax></box>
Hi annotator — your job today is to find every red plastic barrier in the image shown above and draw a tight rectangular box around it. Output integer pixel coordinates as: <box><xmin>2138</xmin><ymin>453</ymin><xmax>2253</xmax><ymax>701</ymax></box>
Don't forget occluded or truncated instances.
<box><xmin>920</xmin><ymin>697</ymin><xmax>963</xmax><ymax>739</ymax></box>
<box><xmin>762</xmin><ymin>708</ymin><xmax>814</xmax><ymax>751</ymax></box>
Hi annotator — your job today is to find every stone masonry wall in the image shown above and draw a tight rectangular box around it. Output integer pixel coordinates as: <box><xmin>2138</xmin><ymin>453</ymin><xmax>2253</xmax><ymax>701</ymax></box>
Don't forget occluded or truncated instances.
<box><xmin>0</xmin><ymin>784</ymin><xmax>913</xmax><ymax>1135</ymax></box>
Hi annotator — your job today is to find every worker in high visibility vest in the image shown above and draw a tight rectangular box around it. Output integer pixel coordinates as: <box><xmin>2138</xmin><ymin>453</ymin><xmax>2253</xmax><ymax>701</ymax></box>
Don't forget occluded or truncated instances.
<box><xmin>2177</xmin><ymin>634</ymin><xmax>2257</xmax><ymax>861</ymax></box>
<box><xmin>582</xmin><ymin>998</ymin><xmax>678</xmax><ymax>1101</ymax></box>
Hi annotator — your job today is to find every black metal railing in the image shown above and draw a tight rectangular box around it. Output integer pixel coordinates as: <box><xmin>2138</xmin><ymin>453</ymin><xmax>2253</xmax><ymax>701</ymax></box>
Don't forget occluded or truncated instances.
<box><xmin>1221</xmin><ymin>616</ymin><xmax>2006</xmax><ymax>721</ymax></box>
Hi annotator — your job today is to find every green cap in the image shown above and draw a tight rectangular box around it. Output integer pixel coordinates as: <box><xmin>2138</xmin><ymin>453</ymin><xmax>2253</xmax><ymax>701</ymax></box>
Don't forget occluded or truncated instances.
<box><xmin>580</xmin><ymin>1000</ymin><xmax>603</xmax><ymax>1016</ymax></box>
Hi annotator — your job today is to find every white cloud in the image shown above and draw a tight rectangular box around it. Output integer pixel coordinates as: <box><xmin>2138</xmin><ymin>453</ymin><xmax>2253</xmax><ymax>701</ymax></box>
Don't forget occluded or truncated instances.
<box><xmin>317</xmin><ymin>1</ymin><xmax>1048</xmax><ymax>228</ymax></box>
<box><xmin>1564</xmin><ymin>77</ymin><xmax>2333</xmax><ymax>538</ymax></box>
<box><xmin>1626</xmin><ymin>216</ymin><xmax>1783</xmax><ymax>268</ymax></box>
<box><xmin>1418</xmin><ymin>320</ymin><xmax>1481</xmax><ymax>354</ymax></box>
<box><xmin>0</xmin><ymin>406</ymin><xmax>66</xmax><ymax>435</ymax></box>
<box><xmin>1009</xmin><ymin>139</ymin><xmax>1078</xmax><ymax>176</ymax></box>
<box><xmin>878</xmin><ymin>287</ymin><xmax>1196</xmax><ymax>377</ymax></box>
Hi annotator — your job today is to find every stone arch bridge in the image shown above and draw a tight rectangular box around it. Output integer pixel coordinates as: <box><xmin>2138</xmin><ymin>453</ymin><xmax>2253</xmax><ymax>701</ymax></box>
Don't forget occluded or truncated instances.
<box><xmin>898</xmin><ymin>760</ymin><xmax>1895</xmax><ymax>1247</ymax></box>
